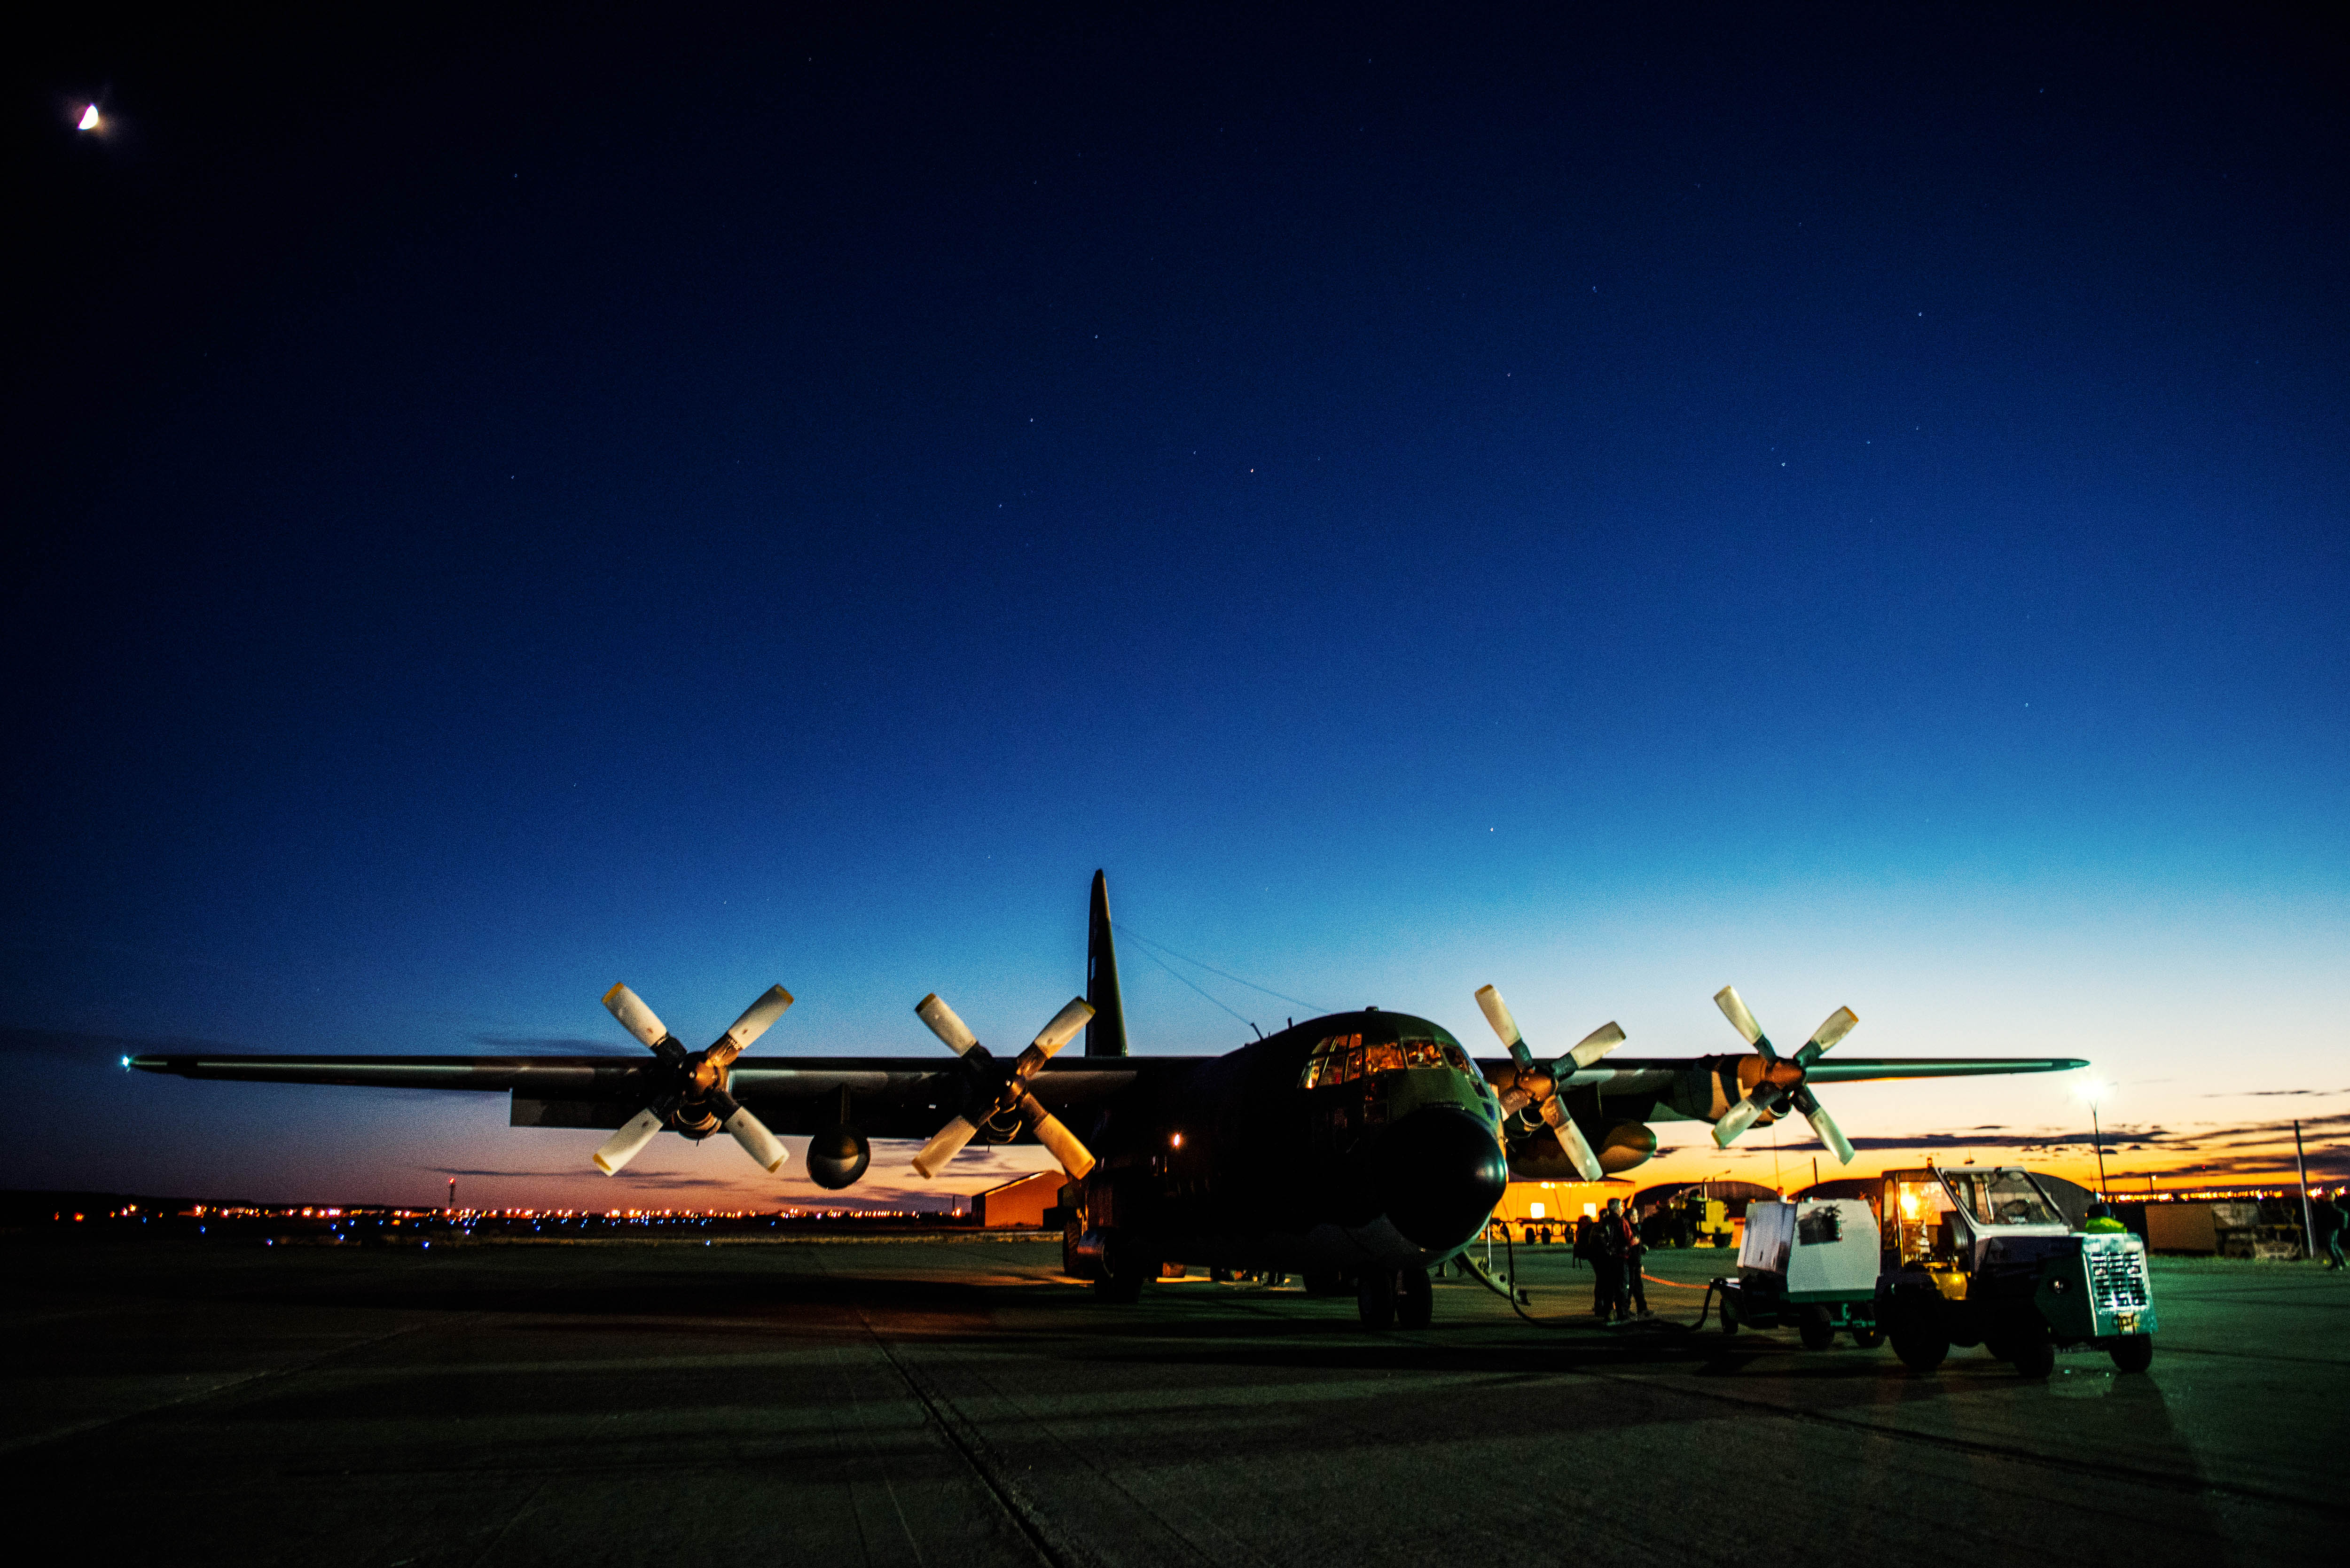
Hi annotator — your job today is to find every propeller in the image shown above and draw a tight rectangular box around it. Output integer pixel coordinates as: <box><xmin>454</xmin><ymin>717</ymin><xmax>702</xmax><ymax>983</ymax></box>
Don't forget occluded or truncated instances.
<box><xmin>1708</xmin><ymin>984</ymin><xmax>1859</xmax><ymax>1164</ymax></box>
<box><xmin>909</xmin><ymin>993</ymin><xmax>1097</xmax><ymax>1180</ymax></box>
<box><xmin>590</xmin><ymin>983</ymin><xmax>795</xmax><ymax>1177</ymax></box>
<box><xmin>1473</xmin><ymin>984</ymin><xmax>1626</xmax><ymax>1182</ymax></box>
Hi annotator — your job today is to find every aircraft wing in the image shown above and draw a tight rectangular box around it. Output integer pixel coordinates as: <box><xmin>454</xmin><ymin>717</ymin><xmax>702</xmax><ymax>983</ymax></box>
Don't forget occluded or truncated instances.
<box><xmin>1797</xmin><ymin>1056</ymin><xmax>2088</xmax><ymax>1084</ymax></box>
<box><xmin>125</xmin><ymin>1052</ymin><xmax>1207</xmax><ymax>1139</ymax></box>
<box><xmin>1480</xmin><ymin>1053</ymin><xmax>2088</xmax><ymax>1095</ymax></box>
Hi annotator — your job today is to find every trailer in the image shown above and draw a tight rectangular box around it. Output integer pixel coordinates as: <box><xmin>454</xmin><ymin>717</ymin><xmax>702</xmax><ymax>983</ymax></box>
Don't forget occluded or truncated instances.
<box><xmin>1714</xmin><ymin>1198</ymin><xmax>1884</xmax><ymax>1349</ymax></box>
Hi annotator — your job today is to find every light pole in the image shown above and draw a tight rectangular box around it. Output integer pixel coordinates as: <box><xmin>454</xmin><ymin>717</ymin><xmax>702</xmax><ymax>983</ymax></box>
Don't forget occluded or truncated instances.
<box><xmin>2080</xmin><ymin>1082</ymin><xmax>2112</xmax><ymax>1201</ymax></box>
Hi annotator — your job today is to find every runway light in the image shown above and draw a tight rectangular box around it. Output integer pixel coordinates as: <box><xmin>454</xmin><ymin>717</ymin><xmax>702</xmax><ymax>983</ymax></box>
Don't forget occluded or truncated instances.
<box><xmin>78</xmin><ymin>104</ymin><xmax>101</xmax><ymax>132</ymax></box>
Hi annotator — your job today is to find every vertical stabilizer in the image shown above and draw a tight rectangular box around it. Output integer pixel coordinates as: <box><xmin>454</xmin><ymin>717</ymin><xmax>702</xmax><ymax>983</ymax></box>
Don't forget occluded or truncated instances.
<box><xmin>1085</xmin><ymin>869</ymin><xmax>1129</xmax><ymax>1058</ymax></box>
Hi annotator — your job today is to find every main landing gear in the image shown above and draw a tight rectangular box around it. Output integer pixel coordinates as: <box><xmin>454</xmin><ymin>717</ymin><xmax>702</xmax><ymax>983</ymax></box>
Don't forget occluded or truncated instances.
<box><xmin>1356</xmin><ymin>1266</ymin><xmax>1433</xmax><ymax>1330</ymax></box>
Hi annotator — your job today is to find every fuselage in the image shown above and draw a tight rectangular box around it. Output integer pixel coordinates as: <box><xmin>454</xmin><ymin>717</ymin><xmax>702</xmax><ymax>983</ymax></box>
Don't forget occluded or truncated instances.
<box><xmin>1063</xmin><ymin>1009</ymin><xmax>1509</xmax><ymax>1277</ymax></box>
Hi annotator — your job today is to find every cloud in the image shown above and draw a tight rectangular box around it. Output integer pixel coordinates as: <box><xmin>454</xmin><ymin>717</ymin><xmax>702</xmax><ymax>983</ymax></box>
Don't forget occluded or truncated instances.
<box><xmin>2206</xmin><ymin>1087</ymin><xmax>2350</xmax><ymax>1099</ymax></box>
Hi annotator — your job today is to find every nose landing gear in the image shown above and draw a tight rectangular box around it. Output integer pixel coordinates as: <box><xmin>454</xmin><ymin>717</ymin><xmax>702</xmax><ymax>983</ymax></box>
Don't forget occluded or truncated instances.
<box><xmin>1356</xmin><ymin>1266</ymin><xmax>1434</xmax><ymax>1330</ymax></box>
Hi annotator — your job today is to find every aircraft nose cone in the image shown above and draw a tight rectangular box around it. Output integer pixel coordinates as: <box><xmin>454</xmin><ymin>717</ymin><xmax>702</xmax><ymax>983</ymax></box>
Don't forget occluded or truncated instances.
<box><xmin>1375</xmin><ymin>1106</ymin><xmax>1509</xmax><ymax>1253</ymax></box>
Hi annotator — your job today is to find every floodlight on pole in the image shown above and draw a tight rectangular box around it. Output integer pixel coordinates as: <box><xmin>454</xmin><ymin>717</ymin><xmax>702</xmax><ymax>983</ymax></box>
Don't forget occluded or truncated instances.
<box><xmin>2078</xmin><ymin>1081</ymin><xmax>2113</xmax><ymax>1201</ymax></box>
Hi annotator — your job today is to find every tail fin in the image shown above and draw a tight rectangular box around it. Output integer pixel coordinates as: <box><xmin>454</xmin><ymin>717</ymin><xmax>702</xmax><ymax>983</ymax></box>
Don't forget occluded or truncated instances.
<box><xmin>1085</xmin><ymin>869</ymin><xmax>1129</xmax><ymax>1058</ymax></box>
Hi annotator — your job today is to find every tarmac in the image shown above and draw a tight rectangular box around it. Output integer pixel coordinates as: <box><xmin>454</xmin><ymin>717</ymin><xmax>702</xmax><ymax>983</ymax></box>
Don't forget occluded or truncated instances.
<box><xmin>5</xmin><ymin>1232</ymin><xmax>2342</xmax><ymax>1566</ymax></box>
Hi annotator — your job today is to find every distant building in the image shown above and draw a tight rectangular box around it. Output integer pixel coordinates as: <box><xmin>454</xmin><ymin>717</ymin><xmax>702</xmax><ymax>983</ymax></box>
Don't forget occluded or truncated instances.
<box><xmin>969</xmin><ymin>1171</ymin><xmax>1063</xmax><ymax>1228</ymax></box>
<box><xmin>1489</xmin><ymin>1178</ymin><xmax>1630</xmax><ymax>1226</ymax></box>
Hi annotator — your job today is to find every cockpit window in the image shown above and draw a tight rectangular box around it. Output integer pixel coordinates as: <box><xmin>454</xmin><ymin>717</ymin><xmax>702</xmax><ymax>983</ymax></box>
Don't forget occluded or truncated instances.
<box><xmin>1299</xmin><ymin>1028</ymin><xmax>1475</xmax><ymax>1089</ymax></box>
<box><xmin>1940</xmin><ymin>1169</ymin><xmax>2063</xmax><ymax>1227</ymax></box>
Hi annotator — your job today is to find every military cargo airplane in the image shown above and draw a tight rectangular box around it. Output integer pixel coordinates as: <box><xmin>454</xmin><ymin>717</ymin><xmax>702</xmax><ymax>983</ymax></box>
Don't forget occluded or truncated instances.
<box><xmin>130</xmin><ymin>871</ymin><xmax>2085</xmax><ymax>1326</ymax></box>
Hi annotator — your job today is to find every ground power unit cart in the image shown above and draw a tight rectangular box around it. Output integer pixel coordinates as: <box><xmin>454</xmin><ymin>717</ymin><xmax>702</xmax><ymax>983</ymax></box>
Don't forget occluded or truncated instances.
<box><xmin>1714</xmin><ymin>1198</ymin><xmax>1884</xmax><ymax>1349</ymax></box>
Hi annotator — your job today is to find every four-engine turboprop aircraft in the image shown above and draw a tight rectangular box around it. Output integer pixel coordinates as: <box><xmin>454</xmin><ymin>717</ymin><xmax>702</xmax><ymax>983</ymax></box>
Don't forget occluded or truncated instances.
<box><xmin>129</xmin><ymin>871</ymin><xmax>2085</xmax><ymax>1326</ymax></box>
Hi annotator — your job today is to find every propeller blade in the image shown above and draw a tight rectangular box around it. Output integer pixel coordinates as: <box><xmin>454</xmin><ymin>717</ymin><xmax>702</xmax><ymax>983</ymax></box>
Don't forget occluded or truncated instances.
<box><xmin>1539</xmin><ymin>1096</ymin><xmax>1605</xmax><ymax>1182</ymax></box>
<box><xmin>915</xmin><ymin>993</ymin><xmax>980</xmax><ymax>1054</ymax></box>
<box><xmin>1793</xmin><ymin>1087</ymin><xmax>1856</xmax><ymax>1166</ymax></box>
<box><xmin>603</xmin><ymin>984</ymin><xmax>671</xmax><ymax>1052</ymax></box>
<box><xmin>721</xmin><ymin>1102</ymin><xmax>789</xmax><ymax>1173</ymax></box>
<box><xmin>1712</xmin><ymin>1093</ymin><xmax>1767</xmax><ymax>1149</ymax></box>
<box><xmin>1475</xmin><ymin>985</ymin><xmax>1527</xmax><ymax>1054</ymax></box>
<box><xmin>1567</xmin><ymin>1021</ymin><xmax>1626</xmax><ymax>1070</ymax></box>
<box><xmin>1713</xmin><ymin>985</ymin><xmax>1768</xmax><ymax>1053</ymax></box>
<box><xmin>1018</xmin><ymin>1092</ymin><xmax>1097</xmax><ymax>1179</ymax></box>
<box><xmin>1030</xmin><ymin>997</ymin><xmax>1096</xmax><ymax>1059</ymax></box>
<box><xmin>911</xmin><ymin>1116</ymin><xmax>979</xmax><ymax>1177</ymax></box>
<box><xmin>593</xmin><ymin>1108</ymin><xmax>665</xmax><ymax>1175</ymax></box>
<box><xmin>708</xmin><ymin>984</ymin><xmax>794</xmax><ymax>1066</ymax></box>
<box><xmin>1797</xmin><ymin>1006</ymin><xmax>1858</xmax><ymax>1064</ymax></box>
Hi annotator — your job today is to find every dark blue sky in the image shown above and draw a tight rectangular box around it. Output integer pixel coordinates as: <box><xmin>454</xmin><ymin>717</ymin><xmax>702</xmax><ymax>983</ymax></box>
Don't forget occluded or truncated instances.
<box><xmin>8</xmin><ymin>5</ymin><xmax>2344</xmax><ymax>1205</ymax></box>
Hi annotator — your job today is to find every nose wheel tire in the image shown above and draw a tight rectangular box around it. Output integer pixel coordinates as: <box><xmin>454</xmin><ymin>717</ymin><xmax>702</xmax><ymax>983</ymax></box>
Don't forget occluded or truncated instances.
<box><xmin>1355</xmin><ymin>1266</ymin><xmax>1434</xmax><ymax>1330</ymax></box>
<box><xmin>1356</xmin><ymin>1270</ymin><xmax>1395</xmax><ymax>1329</ymax></box>
<box><xmin>1396</xmin><ymin>1267</ymin><xmax>1432</xmax><ymax>1329</ymax></box>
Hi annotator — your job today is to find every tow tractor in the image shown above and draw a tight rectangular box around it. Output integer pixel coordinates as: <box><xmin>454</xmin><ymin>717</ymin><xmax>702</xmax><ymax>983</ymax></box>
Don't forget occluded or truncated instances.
<box><xmin>1876</xmin><ymin>1164</ymin><xmax>2156</xmax><ymax>1378</ymax></box>
<box><xmin>1713</xmin><ymin>1197</ymin><xmax>1884</xmax><ymax>1349</ymax></box>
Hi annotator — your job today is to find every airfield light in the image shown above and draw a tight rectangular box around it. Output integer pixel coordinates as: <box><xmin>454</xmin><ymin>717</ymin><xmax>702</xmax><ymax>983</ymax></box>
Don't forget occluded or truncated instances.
<box><xmin>78</xmin><ymin>104</ymin><xmax>101</xmax><ymax>132</ymax></box>
<box><xmin>1171</xmin><ymin>1132</ymin><xmax>1183</xmax><ymax>1148</ymax></box>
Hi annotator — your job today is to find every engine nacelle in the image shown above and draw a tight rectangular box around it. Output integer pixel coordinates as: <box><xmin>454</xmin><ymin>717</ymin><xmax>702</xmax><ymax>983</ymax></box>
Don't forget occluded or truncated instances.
<box><xmin>1596</xmin><ymin>1122</ymin><xmax>1658</xmax><ymax>1173</ymax></box>
<box><xmin>806</xmin><ymin>1124</ymin><xmax>871</xmax><ymax>1190</ymax></box>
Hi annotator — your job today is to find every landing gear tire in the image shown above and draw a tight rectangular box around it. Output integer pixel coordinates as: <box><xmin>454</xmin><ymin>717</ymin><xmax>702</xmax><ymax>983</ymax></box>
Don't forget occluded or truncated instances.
<box><xmin>1356</xmin><ymin>1269</ymin><xmax>1397</xmax><ymax>1329</ymax></box>
<box><xmin>1851</xmin><ymin>1325</ymin><xmax>1886</xmax><ymax>1350</ymax></box>
<box><xmin>2108</xmin><ymin>1335</ymin><xmax>2154</xmax><ymax>1374</ymax></box>
<box><xmin>1798</xmin><ymin>1307</ymin><xmax>1836</xmax><ymax>1351</ymax></box>
<box><xmin>1719</xmin><ymin>1295</ymin><xmax>1740</xmax><ymax>1336</ymax></box>
<box><xmin>1396</xmin><ymin>1267</ymin><xmax>1433</xmax><ymax>1330</ymax></box>
<box><xmin>1892</xmin><ymin>1327</ymin><xmax>1949</xmax><ymax>1373</ymax></box>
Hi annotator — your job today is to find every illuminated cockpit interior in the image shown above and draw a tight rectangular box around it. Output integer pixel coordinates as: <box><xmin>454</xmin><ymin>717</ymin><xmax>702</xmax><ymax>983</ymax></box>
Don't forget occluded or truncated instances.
<box><xmin>1298</xmin><ymin>1017</ymin><xmax>1481</xmax><ymax>1091</ymax></box>
<box><xmin>1940</xmin><ymin>1167</ymin><xmax>2064</xmax><ymax>1228</ymax></box>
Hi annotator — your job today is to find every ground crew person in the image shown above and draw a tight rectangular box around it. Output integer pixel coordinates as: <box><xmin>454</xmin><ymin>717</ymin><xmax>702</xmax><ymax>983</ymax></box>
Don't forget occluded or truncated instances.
<box><xmin>2318</xmin><ymin>1192</ymin><xmax>2347</xmax><ymax>1270</ymax></box>
<box><xmin>1623</xmin><ymin>1207</ymin><xmax>1649</xmax><ymax>1318</ymax></box>
<box><xmin>1595</xmin><ymin>1198</ymin><xmax>1632</xmax><ymax>1323</ymax></box>
<box><xmin>2082</xmin><ymin>1201</ymin><xmax>2128</xmax><ymax>1234</ymax></box>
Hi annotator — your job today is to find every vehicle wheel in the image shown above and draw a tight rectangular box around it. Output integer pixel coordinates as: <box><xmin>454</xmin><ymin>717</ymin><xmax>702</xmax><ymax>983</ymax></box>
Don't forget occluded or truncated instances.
<box><xmin>1395</xmin><ymin>1267</ymin><xmax>1434</xmax><ymax>1330</ymax></box>
<box><xmin>1892</xmin><ymin>1328</ymin><xmax>1949</xmax><ymax>1373</ymax></box>
<box><xmin>1357</xmin><ymin>1268</ymin><xmax>1397</xmax><ymax>1329</ymax></box>
<box><xmin>1094</xmin><ymin>1240</ymin><xmax>1153</xmax><ymax>1304</ymax></box>
<box><xmin>2108</xmin><ymin>1335</ymin><xmax>2154</xmax><ymax>1374</ymax></box>
<box><xmin>2010</xmin><ymin>1333</ymin><xmax>2055</xmax><ymax>1380</ymax></box>
<box><xmin>1718</xmin><ymin>1294</ymin><xmax>1740</xmax><ymax>1336</ymax></box>
<box><xmin>1798</xmin><ymin>1307</ymin><xmax>1836</xmax><ymax>1351</ymax></box>
<box><xmin>1851</xmin><ymin>1325</ymin><xmax>1886</xmax><ymax>1350</ymax></box>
